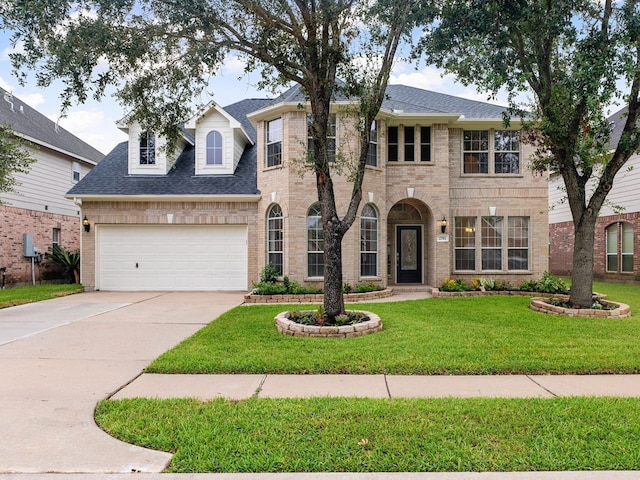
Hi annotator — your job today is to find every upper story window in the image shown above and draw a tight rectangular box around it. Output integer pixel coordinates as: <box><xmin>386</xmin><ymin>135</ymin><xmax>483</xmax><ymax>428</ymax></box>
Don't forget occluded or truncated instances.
<box><xmin>72</xmin><ymin>162</ymin><xmax>80</xmax><ymax>182</ymax></box>
<box><xmin>366</xmin><ymin>120</ymin><xmax>378</xmax><ymax>167</ymax></box>
<box><xmin>464</xmin><ymin>129</ymin><xmax>520</xmax><ymax>175</ymax></box>
<box><xmin>388</xmin><ymin>125</ymin><xmax>432</xmax><ymax>163</ymax></box>
<box><xmin>420</xmin><ymin>127</ymin><xmax>431</xmax><ymax>162</ymax></box>
<box><xmin>387</xmin><ymin>126</ymin><xmax>398</xmax><ymax>162</ymax></box>
<box><xmin>307</xmin><ymin>113</ymin><xmax>336</xmax><ymax>163</ymax></box>
<box><xmin>266</xmin><ymin>118</ymin><xmax>282</xmax><ymax>167</ymax></box>
<box><xmin>495</xmin><ymin>130</ymin><xmax>520</xmax><ymax>174</ymax></box>
<box><xmin>206</xmin><ymin>130</ymin><xmax>223</xmax><ymax>165</ymax></box>
<box><xmin>404</xmin><ymin>126</ymin><xmax>415</xmax><ymax>162</ymax></box>
<box><xmin>139</xmin><ymin>132</ymin><xmax>156</xmax><ymax>165</ymax></box>
<box><xmin>463</xmin><ymin>130</ymin><xmax>489</xmax><ymax>174</ymax></box>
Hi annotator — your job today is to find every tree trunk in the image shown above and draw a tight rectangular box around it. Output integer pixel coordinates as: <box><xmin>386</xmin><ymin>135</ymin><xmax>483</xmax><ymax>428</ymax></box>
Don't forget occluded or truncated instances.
<box><xmin>323</xmin><ymin>223</ymin><xmax>345</xmax><ymax>321</ymax></box>
<box><xmin>569</xmin><ymin>215</ymin><xmax>597</xmax><ymax>308</ymax></box>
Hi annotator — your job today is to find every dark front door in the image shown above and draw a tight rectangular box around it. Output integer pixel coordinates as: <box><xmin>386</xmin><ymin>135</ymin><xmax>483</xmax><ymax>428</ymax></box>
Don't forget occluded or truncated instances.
<box><xmin>396</xmin><ymin>225</ymin><xmax>422</xmax><ymax>283</ymax></box>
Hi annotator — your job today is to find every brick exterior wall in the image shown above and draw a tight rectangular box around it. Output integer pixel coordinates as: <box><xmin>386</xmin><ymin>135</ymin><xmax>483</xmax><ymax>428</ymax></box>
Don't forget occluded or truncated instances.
<box><xmin>255</xmin><ymin>112</ymin><xmax>549</xmax><ymax>289</ymax></box>
<box><xmin>0</xmin><ymin>205</ymin><xmax>81</xmax><ymax>286</ymax></box>
<box><xmin>79</xmin><ymin>200</ymin><xmax>259</xmax><ymax>291</ymax></box>
<box><xmin>550</xmin><ymin>212</ymin><xmax>640</xmax><ymax>282</ymax></box>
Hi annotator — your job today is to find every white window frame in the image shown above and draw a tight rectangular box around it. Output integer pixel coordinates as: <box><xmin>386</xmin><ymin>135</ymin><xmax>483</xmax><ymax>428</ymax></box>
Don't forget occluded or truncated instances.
<box><xmin>266</xmin><ymin>118</ymin><xmax>282</xmax><ymax>167</ymax></box>
<box><xmin>360</xmin><ymin>204</ymin><xmax>378</xmax><ymax>277</ymax></box>
<box><xmin>206</xmin><ymin>130</ymin><xmax>223</xmax><ymax>166</ymax></box>
<box><xmin>267</xmin><ymin>204</ymin><xmax>284</xmax><ymax>276</ymax></box>
<box><xmin>307</xmin><ymin>203</ymin><xmax>324</xmax><ymax>278</ymax></box>
<box><xmin>139</xmin><ymin>132</ymin><xmax>156</xmax><ymax>165</ymax></box>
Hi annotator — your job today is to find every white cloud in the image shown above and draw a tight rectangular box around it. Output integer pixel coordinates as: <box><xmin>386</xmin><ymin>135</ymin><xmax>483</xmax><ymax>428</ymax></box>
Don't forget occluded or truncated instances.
<box><xmin>18</xmin><ymin>93</ymin><xmax>45</xmax><ymax>108</ymax></box>
<box><xmin>221</xmin><ymin>54</ymin><xmax>248</xmax><ymax>75</ymax></box>
<box><xmin>49</xmin><ymin>109</ymin><xmax>126</xmax><ymax>154</ymax></box>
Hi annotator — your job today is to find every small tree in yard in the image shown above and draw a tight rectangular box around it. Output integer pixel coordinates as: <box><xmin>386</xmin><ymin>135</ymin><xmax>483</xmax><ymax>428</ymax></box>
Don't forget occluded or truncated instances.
<box><xmin>3</xmin><ymin>0</ymin><xmax>433</xmax><ymax>321</ymax></box>
<box><xmin>0</xmin><ymin>123</ymin><xmax>35</xmax><ymax>198</ymax></box>
<box><xmin>421</xmin><ymin>0</ymin><xmax>640</xmax><ymax>308</ymax></box>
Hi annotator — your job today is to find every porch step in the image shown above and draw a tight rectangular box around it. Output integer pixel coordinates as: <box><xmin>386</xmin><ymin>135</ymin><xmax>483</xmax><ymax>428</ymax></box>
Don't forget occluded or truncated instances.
<box><xmin>390</xmin><ymin>285</ymin><xmax>436</xmax><ymax>293</ymax></box>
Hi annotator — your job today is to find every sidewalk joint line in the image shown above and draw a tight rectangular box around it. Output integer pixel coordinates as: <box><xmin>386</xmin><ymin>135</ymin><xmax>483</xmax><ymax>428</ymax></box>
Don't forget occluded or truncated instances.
<box><xmin>384</xmin><ymin>374</ymin><xmax>392</xmax><ymax>398</ymax></box>
<box><xmin>526</xmin><ymin>375</ymin><xmax>558</xmax><ymax>397</ymax></box>
<box><xmin>107</xmin><ymin>372</ymin><xmax>145</xmax><ymax>400</ymax></box>
<box><xmin>253</xmin><ymin>374</ymin><xmax>268</xmax><ymax>398</ymax></box>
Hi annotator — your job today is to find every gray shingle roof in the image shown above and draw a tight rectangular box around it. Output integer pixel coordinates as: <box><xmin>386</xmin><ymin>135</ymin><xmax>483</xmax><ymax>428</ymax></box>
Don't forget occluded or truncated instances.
<box><xmin>67</xmin><ymin>98</ymin><xmax>271</xmax><ymax>197</ymax></box>
<box><xmin>68</xmin><ymin>85</ymin><xmax>508</xmax><ymax>198</ymax></box>
<box><xmin>0</xmin><ymin>88</ymin><xmax>104</xmax><ymax>164</ymax></box>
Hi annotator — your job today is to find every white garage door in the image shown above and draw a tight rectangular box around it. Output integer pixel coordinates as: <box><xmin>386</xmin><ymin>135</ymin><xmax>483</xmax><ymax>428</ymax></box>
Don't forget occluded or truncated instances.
<box><xmin>97</xmin><ymin>225</ymin><xmax>248</xmax><ymax>291</ymax></box>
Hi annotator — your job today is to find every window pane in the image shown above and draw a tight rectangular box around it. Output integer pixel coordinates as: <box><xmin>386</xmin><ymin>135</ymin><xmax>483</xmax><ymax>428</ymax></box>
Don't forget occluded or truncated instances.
<box><xmin>404</xmin><ymin>126</ymin><xmax>414</xmax><ymax>162</ymax></box>
<box><xmin>360</xmin><ymin>204</ymin><xmax>377</xmax><ymax>276</ymax></box>
<box><xmin>366</xmin><ymin>121</ymin><xmax>378</xmax><ymax>166</ymax></box>
<box><xmin>206</xmin><ymin>131</ymin><xmax>223</xmax><ymax>165</ymax></box>
<box><xmin>606</xmin><ymin>224</ymin><xmax>617</xmax><ymax>256</ymax></box>
<box><xmin>482</xmin><ymin>217</ymin><xmax>503</xmax><ymax>270</ymax></box>
<box><xmin>495</xmin><ymin>131</ymin><xmax>520</xmax><ymax>174</ymax></box>
<box><xmin>508</xmin><ymin>217</ymin><xmax>529</xmax><ymax>270</ymax></box>
<box><xmin>267</xmin><ymin>118</ymin><xmax>282</xmax><ymax>167</ymax></box>
<box><xmin>607</xmin><ymin>254</ymin><xmax>618</xmax><ymax>272</ymax></box>
<box><xmin>139</xmin><ymin>132</ymin><xmax>156</xmax><ymax>165</ymax></box>
<box><xmin>388</xmin><ymin>126</ymin><xmax>398</xmax><ymax>162</ymax></box>
<box><xmin>455</xmin><ymin>217</ymin><xmax>476</xmax><ymax>271</ymax></box>
<box><xmin>463</xmin><ymin>130</ymin><xmax>489</xmax><ymax>174</ymax></box>
<box><xmin>307</xmin><ymin>204</ymin><xmax>324</xmax><ymax>277</ymax></box>
<box><xmin>622</xmin><ymin>223</ymin><xmax>634</xmax><ymax>254</ymax></box>
<box><xmin>267</xmin><ymin>205</ymin><xmax>284</xmax><ymax>276</ymax></box>
<box><xmin>420</xmin><ymin>127</ymin><xmax>431</xmax><ymax>161</ymax></box>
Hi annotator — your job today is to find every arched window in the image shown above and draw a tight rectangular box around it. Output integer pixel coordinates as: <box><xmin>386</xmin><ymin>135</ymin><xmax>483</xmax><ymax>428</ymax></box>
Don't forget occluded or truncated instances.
<box><xmin>307</xmin><ymin>203</ymin><xmax>324</xmax><ymax>277</ymax></box>
<box><xmin>139</xmin><ymin>132</ymin><xmax>155</xmax><ymax>165</ymax></box>
<box><xmin>206</xmin><ymin>131</ymin><xmax>223</xmax><ymax>165</ymax></box>
<box><xmin>267</xmin><ymin>204</ymin><xmax>283</xmax><ymax>276</ymax></box>
<box><xmin>607</xmin><ymin>222</ymin><xmax>634</xmax><ymax>273</ymax></box>
<box><xmin>360</xmin><ymin>204</ymin><xmax>378</xmax><ymax>276</ymax></box>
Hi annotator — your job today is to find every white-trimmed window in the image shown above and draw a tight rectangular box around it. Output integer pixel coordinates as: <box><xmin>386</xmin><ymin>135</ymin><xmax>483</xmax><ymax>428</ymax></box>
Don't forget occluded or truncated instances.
<box><xmin>387</xmin><ymin>126</ymin><xmax>398</xmax><ymax>162</ymax></box>
<box><xmin>482</xmin><ymin>216</ymin><xmax>503</xmax><ymax>270</ymax></box>
<box><xmin>607</xmin><ymin>222</ymin><xmax>634</xmax><ymax>273</ymax></box>
<box><xmin>307</xmin><ymin>113</ymin><xmax>336</xmax><ymax>163</ymax></box>
<box><xmin>139</xmin><ymin>132</ymin><xmax>156</xmax><ymax>165</ymax></box>
<box><xmin>52</xmin><ymin>228</ymin><xmax>61</xmax><ymax>247</ymax></box>
<box><xmin>72</xmin><ymin>162</ymin><xmax>80</xmax><ymax>182</ymax></box>
<box><xmin>307</xmin><ymin>203</ymin><xmax>324</xmax><ymax>277</ymax></box>
<box><xmin>455</xmin><ymin>217</ymin><xmax>477</xmax><ymax>270</ymax></box>
<box><xmin>206</xmin><ymin>130</ymin><xmax>223</xmax><ymax>165</ymax></box>
<box><xmin>463</xmin><ymin>130</ymin><xmax>489</xmax><ymax>173</ymax></box>
<box><xmin>266</xmin><ymin>118</ymin><xmax>282</xmax><ymax>167</ymax></box>
<box><xmin>360</xmin><ymin>204</ymin><xmax>378</xmax><ymax>277</ymax></box>
<box><xmin>507</xmin><ymin>216</ymin><xmax>529</xmax><ymax>270</ymax></box>
<box><xmin>404</xmin><ymin>126</ymin><xmax>415</xmax><ymax>162</ymax></box>
<box><xmin>495</xmin><ymin>130</ymin><xmax>520</xmax><ymax>174</ymax></box>
<box><xmin>267</xmin><ymin>204</ymin><xmax>284</xmax><ymax>276</ymax></box>
<box><xmin>366</xmin><ymin>120</ymin><xmax>378</xmax><ymax>167</ymax></box>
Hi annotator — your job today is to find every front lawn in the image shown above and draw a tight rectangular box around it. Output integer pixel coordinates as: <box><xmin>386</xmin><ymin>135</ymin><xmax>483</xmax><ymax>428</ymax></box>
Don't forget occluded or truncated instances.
<box><xmin>96</xmin><ymin>396</ymin><xmax>640</xmax><ymax>473</ymax></box>
<box><xmin>147</xmin><ymin>281</ymin><xmax>640</xmax><ymax>375</ymax></box>
<box><xmin>0</xmin><ymin>283</ymin><xmax>83</xmax><ymax>309</ymax></box>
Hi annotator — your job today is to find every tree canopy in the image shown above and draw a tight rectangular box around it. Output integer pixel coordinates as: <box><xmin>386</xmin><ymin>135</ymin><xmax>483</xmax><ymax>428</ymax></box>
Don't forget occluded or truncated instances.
<box><xmin>2</xmin><ymin>0</ymin><xmax>433</xmax><ymax>317</ymax></box>
<box><xmin>421</xmin><ymin>0</ymin><xmax>640</xmax><ymax>307</ymax></box>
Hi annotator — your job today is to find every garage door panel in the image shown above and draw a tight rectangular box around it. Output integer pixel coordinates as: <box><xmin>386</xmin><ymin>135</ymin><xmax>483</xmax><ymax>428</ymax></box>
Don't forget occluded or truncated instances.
<box><xmin>97</xmin><ymin>225</ymin><xmax>248</xmax><ymax>291</ymax></box>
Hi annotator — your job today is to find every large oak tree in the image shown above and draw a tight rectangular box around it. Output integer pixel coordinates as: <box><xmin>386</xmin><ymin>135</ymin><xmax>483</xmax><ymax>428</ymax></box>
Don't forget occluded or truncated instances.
<box><xmin>3</xmin><ymin>0</ymin><xmax>432</xmax><ymax>319</ymax></box>
<box><xmin>421</xmin><ymin>0</ymin><xmax>640</xmax><ymax>307</ymax></box>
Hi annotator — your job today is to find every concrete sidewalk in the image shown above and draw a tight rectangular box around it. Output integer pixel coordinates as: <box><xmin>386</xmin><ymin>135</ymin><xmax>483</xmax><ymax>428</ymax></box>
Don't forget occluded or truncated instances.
<box><xmin>113</xmin><ymin>373</ymin><xmax>640</xmax><ymax>400</ymax></box>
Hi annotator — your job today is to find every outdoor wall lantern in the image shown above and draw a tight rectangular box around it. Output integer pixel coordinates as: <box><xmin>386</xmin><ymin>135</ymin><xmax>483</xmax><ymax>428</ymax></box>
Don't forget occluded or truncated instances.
<box><xmin>440</xmin><ymin>216</ymin><xmax>448</xmax><ymax>234</ymax></box>
<box><xmin>82</xmin><ymin>216</ymin><xmax>90</xmax><ymax>233</ymax></box>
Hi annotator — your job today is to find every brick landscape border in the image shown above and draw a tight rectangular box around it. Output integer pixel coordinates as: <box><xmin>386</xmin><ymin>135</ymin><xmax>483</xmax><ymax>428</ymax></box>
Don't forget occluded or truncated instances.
<box><xmin>244</xmin><ymin>287</ymin><xmax>394</xmax><ymax>304</ymax></box>
<box><xmin>275</xmin><ymin>310</ymin><xmax>383</xmax><ymax>338</ymax></box>
<box><xmin>530</xmin><ymin>296</ymin><xmax>631</xmax><ymax>318</ymax></box>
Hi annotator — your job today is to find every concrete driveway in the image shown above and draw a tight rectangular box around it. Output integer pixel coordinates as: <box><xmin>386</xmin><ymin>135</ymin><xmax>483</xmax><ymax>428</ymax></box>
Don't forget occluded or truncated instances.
<box><xmin>0</xmin><ymin>291</ymin><xmax>243</xmax><ymax>474</ymax></box>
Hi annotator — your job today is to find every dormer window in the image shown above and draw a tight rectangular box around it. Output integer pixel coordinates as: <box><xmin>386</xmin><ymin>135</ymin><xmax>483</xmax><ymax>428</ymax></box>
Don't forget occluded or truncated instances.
<box><xmin>139</xmin><ymin>132</ymin><xmax>156</xmax><ymax>165</ymax></box>
<box><xmin>206</xmin><ymin>130</ymin><xmax>223</xmax><ymax>165</ymax></box>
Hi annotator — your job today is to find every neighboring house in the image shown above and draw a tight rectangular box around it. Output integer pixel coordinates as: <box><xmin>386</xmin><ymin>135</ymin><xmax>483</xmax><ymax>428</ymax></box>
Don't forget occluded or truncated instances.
<box><xmin>68</xmin><ymin>84</ymin><xmax>548</xmax><ymax>292</ymax></box>
<box><xmin>0</xmin><ymin>89</ymin><xmax>104</xmax><ymax>286</ymax></box>
<box><xmin>549</xmin><ymin>107</ymin><xmax>639</xmax><ymax>282</ymax></box>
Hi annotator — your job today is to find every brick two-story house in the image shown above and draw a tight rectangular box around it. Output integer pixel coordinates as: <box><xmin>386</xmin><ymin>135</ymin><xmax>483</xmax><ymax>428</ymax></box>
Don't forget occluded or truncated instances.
<box><xmin>0</xmin><ymin>89</ymin><xmax>103</xmax><ymax>286</ymax></box>
<box><xmin>68</xmin><ymin>84</ymin><xmax>548</xmax><ymax>291</ymax></box>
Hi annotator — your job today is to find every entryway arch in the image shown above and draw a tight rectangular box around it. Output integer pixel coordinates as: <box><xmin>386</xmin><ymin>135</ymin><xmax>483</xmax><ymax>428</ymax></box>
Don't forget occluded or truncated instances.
<box><xmin>387</xmin><ymin>199</ymin><xmax>434</xmax><ymax>285</ymax></box>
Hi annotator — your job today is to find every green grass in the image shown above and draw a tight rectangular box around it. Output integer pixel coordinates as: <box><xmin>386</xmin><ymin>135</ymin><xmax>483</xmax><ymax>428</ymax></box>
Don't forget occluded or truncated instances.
<box><xmin>96</xmin><ymin>396</ymin><xmax>640</xmax><ymax>473</ymax></box>
<box><xmin>147</xmin><ymin>281</ymin><xmax>640</xmax><ymax>375</ymax></box>
<box><xmin>0</xmin><ymin>283</ymin><xmax>83</xmax><ymax>309</ymax></box>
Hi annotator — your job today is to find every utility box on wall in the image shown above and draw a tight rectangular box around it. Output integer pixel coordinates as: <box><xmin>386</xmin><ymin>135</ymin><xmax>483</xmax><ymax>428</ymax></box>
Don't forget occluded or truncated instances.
<box><xmin>23</xmin><ymin>233</ymin><xmax>35</xmax><ymax>257</ymax></box>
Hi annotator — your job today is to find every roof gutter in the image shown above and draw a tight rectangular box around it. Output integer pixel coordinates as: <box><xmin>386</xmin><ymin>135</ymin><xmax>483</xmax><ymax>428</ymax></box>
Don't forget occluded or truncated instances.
<box><xmin>16</xmin><ymin>132</ymin><xmax>101</xmax><ymax>166</ymax></box>
<box><xmin>65</xmin><ymin>194</ymin><xmax>262</xmax><ymax>203</ymax></box>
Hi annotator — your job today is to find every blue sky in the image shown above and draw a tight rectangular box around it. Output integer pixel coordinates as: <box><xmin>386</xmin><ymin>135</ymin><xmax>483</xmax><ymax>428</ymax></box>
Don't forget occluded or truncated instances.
<box><xmin>0</xmin><ymin>30</ymin><xmax>508</xmax><ymax>155</ymax></box>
